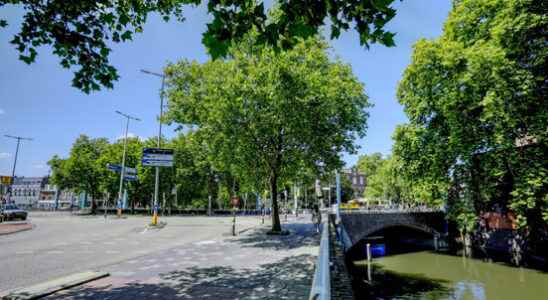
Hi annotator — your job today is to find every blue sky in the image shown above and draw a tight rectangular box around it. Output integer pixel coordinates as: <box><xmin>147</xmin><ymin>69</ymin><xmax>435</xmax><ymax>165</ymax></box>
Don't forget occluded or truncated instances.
<box><xmin>0</xmin><ymin>1</ymin><xmax>452</xmax><ymax>177</ymax></box>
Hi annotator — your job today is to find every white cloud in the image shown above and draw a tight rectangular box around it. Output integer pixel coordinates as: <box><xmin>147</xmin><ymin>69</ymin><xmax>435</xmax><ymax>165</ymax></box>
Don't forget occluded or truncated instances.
<box><xmin>116</xmin><ymin>132</ymin><xmax>145</xmax><ymax>141</ymax></box>
<box><xmin>33</xmin><ymin>164</ymin><xmax>47</xmax><ymax>169</ymax></box>
<box><xmin>0</xmin><ymin>108</ymin><xmax>4</xmax><ymax>115</ymax></box>
<box><xmin>0</xmin><ymin>152</ymin><xmax>10</xmax><ymax>159</ymax></box>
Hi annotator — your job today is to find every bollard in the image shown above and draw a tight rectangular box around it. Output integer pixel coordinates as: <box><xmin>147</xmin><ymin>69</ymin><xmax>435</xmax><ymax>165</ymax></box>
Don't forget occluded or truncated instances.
<box><xmin>434</xmin><ymin>235</ymin><xmax>439</xmax><ymax>251</ymax></box>
<box><xmin>366</xmin><ymin>243</ymin><xmax>371</xmax><ymax>262</ymax></box>
<box><xmin>367</xmin><ymin>260</ymin><xmax>372</xmax><ymax>283</ymax></box>
<box><xmin>232</xmin><ymin>208</ymin><xmax>236</xmax><ymax>236</ymax></box>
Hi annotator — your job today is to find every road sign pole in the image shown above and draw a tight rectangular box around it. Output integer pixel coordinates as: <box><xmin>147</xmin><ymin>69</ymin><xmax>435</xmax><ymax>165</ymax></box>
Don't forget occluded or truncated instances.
<box><xmin>4</xmin><ymin>135</ymin><xmax>32</xmax><ymax>203</ymax></box>
<box><xmin>115</xmin><ymin>111</ymin><xmax>140</xmax><ymax>218</ymax></box>
<box><xmin>117</xmin><ymin>116</ymin><xmax>129</xmax><ymax>218</ymax></box>
<box><xmin>152</xmin><ymin>74</ymin><xmax>165</xmax><ymax>226</ymax></box>
<box><xmin>8</xmin><ymin>138</ymin><xmax>20</xmax><ymax>203</ymax></box>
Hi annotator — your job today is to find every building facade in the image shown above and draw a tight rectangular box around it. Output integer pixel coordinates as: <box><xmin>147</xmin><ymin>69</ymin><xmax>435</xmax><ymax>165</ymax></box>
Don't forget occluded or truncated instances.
<box><xmin>342</xmin><ymin>168</ymin><xmax>366</xmax><ymax>199</ymax></box>
<box><xmin>10</xmin><ymin>177</ymin><xmax>48</xmax><ymax>208</ymax></box>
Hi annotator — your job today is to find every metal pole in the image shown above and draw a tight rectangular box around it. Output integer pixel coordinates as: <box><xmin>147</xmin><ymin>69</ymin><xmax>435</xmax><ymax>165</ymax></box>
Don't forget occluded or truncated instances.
<box><xmin>336</xmin><ymin>170</ymin><xmax>341</xmax><ymax>223</ymax></box>
<box><xmin>328</xmin><ymin>187</ymin><xmax>331</xmax><ymax>209</ymax></box>
<box><xmin>5</xmin><ymin>135</ymin><xmax>32</xmax><ymax>203</ymax></box>
<box><xmin>294</xmin><ymin>183</ymin><xmax>298</xmax><ymax>217</ymax></box>
<box><xmin>8</xmin><ymin>138</ymin><xmax>21</xmax><ymax>203</ymax></box>
<box><xmin>117</xmin><ymin>116</ymin><xmax>129</xmax><ymax>217</ymax></box>
<box><xmin>141</xmin><ymin>69</ymin><xmax>166</xmax><ymax>226</ymax></box>
<box><xmin>115</xmin><ymin>111</ymin><xmax>140</xmax><ymax>218</ymax></box>
<box><xmin>152</xmin><ymin>75</ymin><xmax>165</xmax><ymax>225</ymax></box>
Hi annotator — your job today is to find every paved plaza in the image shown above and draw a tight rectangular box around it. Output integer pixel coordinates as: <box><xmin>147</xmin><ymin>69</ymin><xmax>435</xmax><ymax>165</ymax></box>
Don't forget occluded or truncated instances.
<box><xmin>0</xmin><ymin>212</ymin><xmax>319</xmax><ymax>299</ymax></box>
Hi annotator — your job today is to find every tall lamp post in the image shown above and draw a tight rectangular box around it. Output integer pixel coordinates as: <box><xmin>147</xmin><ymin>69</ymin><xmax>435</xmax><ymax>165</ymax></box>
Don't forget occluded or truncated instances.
<box><xmin>140</xmin><ymin>69</ymin><xmax>165</xmax><ymax>225</ymax></box>
<box><xmin>4</xmin><ymin>135</ymin><xmax>33</xmax><ymax>204</ymax></box>
<box><xmin>115</xmin><ymin>110</ymin><xmax>140</xmax><ymax>217</ymax></box>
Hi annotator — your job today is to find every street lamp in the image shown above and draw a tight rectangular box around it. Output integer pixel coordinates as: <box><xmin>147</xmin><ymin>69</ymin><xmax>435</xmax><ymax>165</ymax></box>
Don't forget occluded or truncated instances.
<box><xmin>4</xmin><ymin>135</ymin><xmax>33</xmax><ymax>204</ymax></box>
<box><xmin>115</xmin><ymin>110</ymin><xmax>140</xmax><ymax>217</ymax></box>
<box><xmin>140</xmin><ymin>69</ymin><xmax>165</xmax><ymax>225</ymax></box>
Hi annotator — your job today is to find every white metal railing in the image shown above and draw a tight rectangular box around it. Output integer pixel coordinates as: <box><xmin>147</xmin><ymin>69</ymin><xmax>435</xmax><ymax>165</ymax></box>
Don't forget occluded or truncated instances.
<box><xmin>339</xmin><ymin>207</ymin><xmax>443</xmax><ymax>214</ymax></box>
<box><xmin>309</xmin><ymin>221</ymin><xmax>330</xmax><ymax>300</ymax></box>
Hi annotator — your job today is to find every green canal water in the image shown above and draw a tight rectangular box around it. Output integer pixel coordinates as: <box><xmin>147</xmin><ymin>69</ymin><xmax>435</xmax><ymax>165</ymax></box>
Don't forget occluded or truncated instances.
<box><xmin>354</xmin><ymin>251</ymin><xmax>548</xmax><ymax>300</ymax></box>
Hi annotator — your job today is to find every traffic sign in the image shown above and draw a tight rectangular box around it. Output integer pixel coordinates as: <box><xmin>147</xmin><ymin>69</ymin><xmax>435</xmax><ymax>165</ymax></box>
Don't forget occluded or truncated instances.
<box><xmin>107</xmin><ymin>164</ymin><xmax>137</xmax><ymax>174</ymax></box>
<box><xmin>124</xmin><ymin>175</ymin><xmax>138</xmax><ymax>181</ymax></box>
<box><xmin>125</xmin><ymin>167</ymin><xmax>137</xmax><ymax>174</ymax></box>
<box><xmin>142</xmin><ymin>148</ymin><xmax>174</xmax><ymax>167</ymax></box>
<box><xmin>107</xmin><ymin>164</ymin><xmax>122</xmax><ymax>172</ymax></box>
<box><xmin>0</xmin><ymin>176</ymin><xmax>12</xmax><ymax>185</ymax></box>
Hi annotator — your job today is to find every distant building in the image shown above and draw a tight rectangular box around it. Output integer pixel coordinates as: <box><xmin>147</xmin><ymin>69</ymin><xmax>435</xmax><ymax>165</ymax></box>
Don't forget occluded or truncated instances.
<box><xmin>37</xmin><ymin>183</ymin><xmax>76</xmax><ymax>209</ymax></box>
<box><xmin>10</xmin><ymin>176</ymin><xmax>48</xmax><ymax>208</ymax></box>
<box><xmin>342</xmin><ymin>168</ymin><xmax>366</xmax><ymax>199</ymax></box>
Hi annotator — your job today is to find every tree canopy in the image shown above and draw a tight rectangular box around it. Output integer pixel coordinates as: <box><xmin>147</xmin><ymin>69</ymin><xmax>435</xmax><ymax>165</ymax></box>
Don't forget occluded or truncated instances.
<box><xmin>1</xmin><ymin>0</ymin><xmax>398</xmax><ymax>93</ymax></box>
<box><xmin>164</xmin><ymin>37</ymin><xmax>370</xmax><ymax>232</ymax></box>
<box><xmin>47</xmin><ymin>132</ymin><xmax>235</xmax><ymax>213</ymax></box>
<box><xmin>393</xmin><ymin>0</ymin><xmax>547</xmax><ymax>235</ymax></box>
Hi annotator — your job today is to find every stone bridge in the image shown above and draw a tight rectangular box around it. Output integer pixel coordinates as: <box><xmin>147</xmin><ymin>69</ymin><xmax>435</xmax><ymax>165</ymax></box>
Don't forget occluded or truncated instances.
<box><xmin>337</xmin><ymin>210</ymin><xmax>447</xmax><ymax>252</ymax></box>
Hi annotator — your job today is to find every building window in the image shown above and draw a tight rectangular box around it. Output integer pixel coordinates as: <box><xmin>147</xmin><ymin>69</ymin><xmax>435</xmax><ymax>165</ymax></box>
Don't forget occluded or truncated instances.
<box><xmin>353</xmin><ymin>176</ymin><xmax>357</xmax><ymax>185</ymax></box>
<box><xmin>360</xmin><ymin>176</ymin><xmax>364</xmax><ymax>185</ymax></box>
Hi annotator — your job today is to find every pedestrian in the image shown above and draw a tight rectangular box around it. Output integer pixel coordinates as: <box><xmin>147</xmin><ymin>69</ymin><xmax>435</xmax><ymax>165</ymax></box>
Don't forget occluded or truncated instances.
<box><xmin>312</xmin><ymin>204</ymin><xmax>322</xmax><ymax>233</ymax></box>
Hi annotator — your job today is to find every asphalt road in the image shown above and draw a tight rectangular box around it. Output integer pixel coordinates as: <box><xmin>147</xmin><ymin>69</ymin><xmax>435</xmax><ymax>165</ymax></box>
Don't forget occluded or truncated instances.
<box><xmin>0</xmin><ymin>212</ymin><xmax>264</xmax><ymax>292</ymax></box>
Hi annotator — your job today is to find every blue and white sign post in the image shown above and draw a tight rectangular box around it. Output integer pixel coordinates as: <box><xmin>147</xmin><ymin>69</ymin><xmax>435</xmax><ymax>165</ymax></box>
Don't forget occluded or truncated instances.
<box><xmin>142</xmin><ymin>148</ymin><xmax>174</xmax><ymax>225</ymax></box>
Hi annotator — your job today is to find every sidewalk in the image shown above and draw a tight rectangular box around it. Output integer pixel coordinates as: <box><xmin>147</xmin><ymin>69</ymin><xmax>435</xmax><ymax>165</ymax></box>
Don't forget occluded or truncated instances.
<box><xmin>0</xmin><ymin>222</ymin><xmax>33</xmax><ymax>235</ymax></box>
<box><xmin>45</xmin><ymin>217</ymin><xmax>320</xmax><ymax>299</ymax></box>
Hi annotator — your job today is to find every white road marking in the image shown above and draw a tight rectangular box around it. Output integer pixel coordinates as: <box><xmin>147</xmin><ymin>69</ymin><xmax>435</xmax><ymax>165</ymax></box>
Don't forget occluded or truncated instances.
<box><xmin>193</xmin><ymin>240</ymin><xmax>216</xmax><ymax>246</ymax></box>
<box><xmin>111</xmin><ymin>271</ymin><xmax>136</xmax><ymax>277</ymax></box>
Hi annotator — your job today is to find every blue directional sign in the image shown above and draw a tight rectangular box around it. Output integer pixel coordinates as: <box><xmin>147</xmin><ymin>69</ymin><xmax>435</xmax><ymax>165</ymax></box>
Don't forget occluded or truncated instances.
<box><xmin>107</xmin><ymin>164</ymin><xmax>137</xmax><ymax>174</ymax></box>
<box><xmin>107</xmin><ymin>163</ymin><xmax>122</xmax><ymax>172</ymax></box>
<box><xmin>124</xmin><ymin>175</ymin><xmax>138</xmax><ymax>181</ymax></box>
<box><xmin>142</xmin><ymin>148</ymin><xmax>174</xmax><ymax>167</ymax></box>
<box><xmin>124</xmin><ymin>167</ymin><xmax>137</xmax><ymax>175</ymax></box>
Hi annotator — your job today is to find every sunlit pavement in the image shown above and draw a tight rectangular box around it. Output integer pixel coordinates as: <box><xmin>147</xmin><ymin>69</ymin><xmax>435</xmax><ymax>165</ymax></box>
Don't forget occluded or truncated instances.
<box><xmin>1</xmin><ymin>212</ymin><xmax>319</xmax><ymax>299</ymax></box>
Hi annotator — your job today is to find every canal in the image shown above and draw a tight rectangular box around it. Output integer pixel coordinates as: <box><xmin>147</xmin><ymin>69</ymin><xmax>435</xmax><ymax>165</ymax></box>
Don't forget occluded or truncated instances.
<box><xmin>352</xmin><ymin>250</ymin><xmax>548</xmax><ymax>299</ymax></box>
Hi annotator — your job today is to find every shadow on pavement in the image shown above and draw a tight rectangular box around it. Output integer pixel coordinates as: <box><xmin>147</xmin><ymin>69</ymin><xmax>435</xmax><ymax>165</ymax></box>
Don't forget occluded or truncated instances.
<box><xmin>45</xmin><ymin>254</ymin><xmax>316</xmax><ymax>300</ymax></box>
<box><xmin>227</xmin><ymin>222</ymin><xmax>320</xmax><ymax>251</ymax></box>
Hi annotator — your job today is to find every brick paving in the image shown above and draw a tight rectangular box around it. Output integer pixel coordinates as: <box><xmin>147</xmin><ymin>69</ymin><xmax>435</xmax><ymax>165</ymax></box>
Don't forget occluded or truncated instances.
<box><xmin>45</xmin><ymin>217</ymin><xmax>319</xmax><ymax>300</ymax></box>
<box><xmin>0</xmin><ymin>222</ymin><xmax>33</xmax><ymax>235</ymax></box>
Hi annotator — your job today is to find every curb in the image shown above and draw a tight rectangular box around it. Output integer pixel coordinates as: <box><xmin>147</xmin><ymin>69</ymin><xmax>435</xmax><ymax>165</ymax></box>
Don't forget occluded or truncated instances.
<box><xmin>1</xmin><ymin>271</ymin><xmax>109</xmax><ymax>300</ymax></box>
<box><xmin>0</xmin><ymin>224</ymin><xmax>34</xmax><ymax>236</ymax></box>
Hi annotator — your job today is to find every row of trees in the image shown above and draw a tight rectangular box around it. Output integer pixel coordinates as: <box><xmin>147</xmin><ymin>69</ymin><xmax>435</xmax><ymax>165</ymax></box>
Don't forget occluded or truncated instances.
<box><xmin>48</xmin><ymin>132</ymin><xmax>228</xmax><ymax>213</ymax></box>
<box><xmin>355</xmin><ymin>0</ymin><xmax>546</xmax><ymax>261</ymax></box>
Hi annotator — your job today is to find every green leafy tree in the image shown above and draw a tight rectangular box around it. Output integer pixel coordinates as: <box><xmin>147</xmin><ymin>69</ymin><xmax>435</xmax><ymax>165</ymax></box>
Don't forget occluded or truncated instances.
<box><xmin>1</xmin><ymin>0</ymin><xmax>398</xmax><ymax>92</ymax></box>
<box><xmin>48</xmin><ymin>135</ymin><xmax>108</xmax><ymax>213</ymax></box>
<box><xmin>394</xmin><ymin>0</ymin><xmax>547</xmax><ymax>246</ymax></box>
<box><xmin>356</xmin><ymin>152</ymin><xmax>384</xmax><ymax>185</ymax></box>
<box><xmin>96</xmin><ymin>137</ymin><xmax>145</xmax><ymax>209</ymax></box>
<box><xmin>165</xmin><ymin>37</ymin><xmax>370</xmax><ymax>232</ymax></box>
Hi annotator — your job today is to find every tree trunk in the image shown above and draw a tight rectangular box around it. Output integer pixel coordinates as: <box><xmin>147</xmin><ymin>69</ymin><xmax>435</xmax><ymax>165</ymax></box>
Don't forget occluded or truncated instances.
<box><xmin>90</xmin><ymin>197</ymin><xmax>97</xmax><ymax>214</ymax></box>
<box><xmin>270</xmin><ymin>172</ymin><xmax>282</xmax><ymax>232</ymax></box>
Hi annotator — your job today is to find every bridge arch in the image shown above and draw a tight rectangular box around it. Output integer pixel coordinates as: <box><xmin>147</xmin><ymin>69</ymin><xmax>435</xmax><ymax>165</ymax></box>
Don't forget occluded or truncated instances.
<box><xmin>338</xmin><ymin>211</ymin><xmax>447</xmax><ymax>252</ymax></box>
<box><xmin>356</xmin><ymin>222</ymin><xmax>441</xmax><ymax>243</ymax></box>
